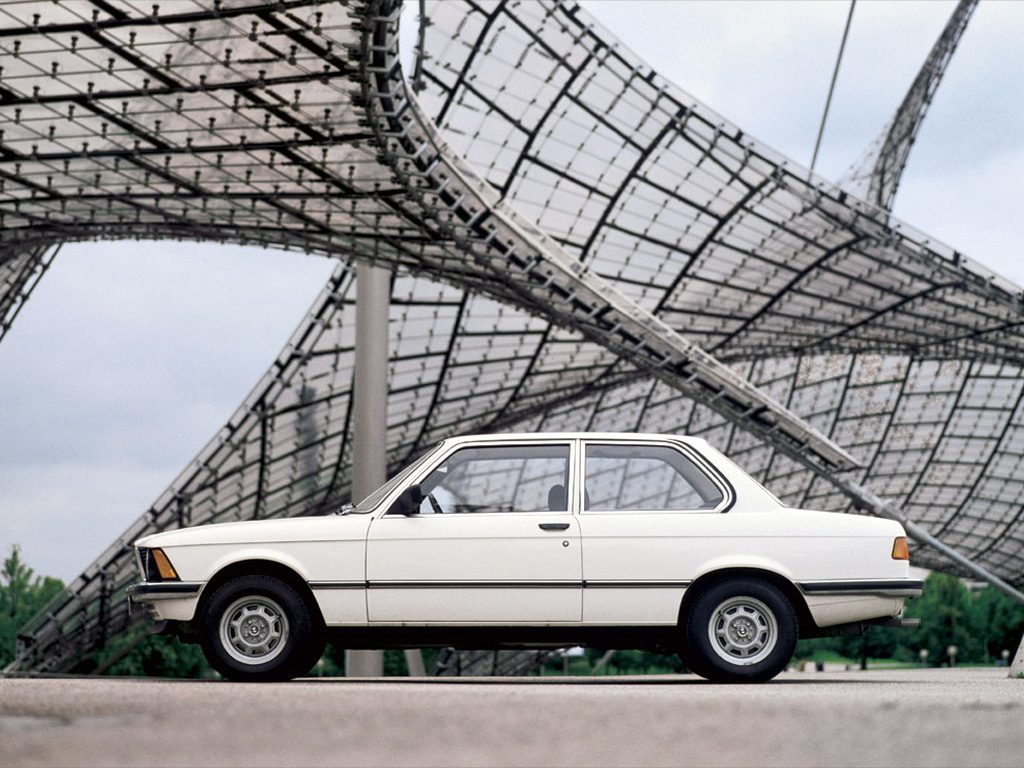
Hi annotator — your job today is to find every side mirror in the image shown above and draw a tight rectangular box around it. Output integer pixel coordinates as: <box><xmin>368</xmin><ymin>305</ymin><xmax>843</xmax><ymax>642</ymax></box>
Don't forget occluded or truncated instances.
<box><xmin>393</xmin><ymin>484</ymin><xmax>424</xmax><ymax>516</ymax></box>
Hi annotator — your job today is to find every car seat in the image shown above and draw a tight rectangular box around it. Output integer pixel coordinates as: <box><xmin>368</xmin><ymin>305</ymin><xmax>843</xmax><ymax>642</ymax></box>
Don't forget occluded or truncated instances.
<box><xmin>547</xmin><ymin>484</ymin><xmax>567</xmax><ymax>511</ymax></box>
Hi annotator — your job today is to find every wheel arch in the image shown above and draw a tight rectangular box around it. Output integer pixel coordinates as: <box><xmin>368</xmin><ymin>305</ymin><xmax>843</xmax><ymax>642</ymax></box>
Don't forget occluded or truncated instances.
<box><xmin>678</xmin><ymin>567</ymin><xmax>815</xmax><ymax>637</ymax></box>
<box><xmin>199</xmin><ymin>559</ymin><xmax>326</xmax><ymax>630</ymax></box>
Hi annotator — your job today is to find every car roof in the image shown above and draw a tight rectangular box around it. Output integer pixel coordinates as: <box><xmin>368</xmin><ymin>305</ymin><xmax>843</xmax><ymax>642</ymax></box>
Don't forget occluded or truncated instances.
<box><xmin>440</xmin><ymin>432</ymin><xmax>709</xmax><ymax>444</ymax></box>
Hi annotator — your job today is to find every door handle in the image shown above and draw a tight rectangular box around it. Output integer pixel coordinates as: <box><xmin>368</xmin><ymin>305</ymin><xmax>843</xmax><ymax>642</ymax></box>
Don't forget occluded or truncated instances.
<box><xmin>539</xmin><ymin>523</ymin><xmax>570</xmax><ymax>531</ymax></box>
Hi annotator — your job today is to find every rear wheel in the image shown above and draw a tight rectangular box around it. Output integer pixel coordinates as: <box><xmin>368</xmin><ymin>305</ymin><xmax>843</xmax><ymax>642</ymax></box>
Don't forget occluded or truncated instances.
<box><xmin>684</xmin><ymin>578</ymin><xmax>797</xmax><ymax>683</ymax></box>
<box><xmin>199</xmin><ymin>575</ymin><xmax>324</xmax><ymax>682</ymax></box>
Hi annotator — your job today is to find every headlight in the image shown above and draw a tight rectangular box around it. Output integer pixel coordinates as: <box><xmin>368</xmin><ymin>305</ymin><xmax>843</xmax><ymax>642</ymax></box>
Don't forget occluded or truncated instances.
<box><xmin>140</xmin><ymin>547</ymin><xmax>180</xmax><ymax>581</ymax></box>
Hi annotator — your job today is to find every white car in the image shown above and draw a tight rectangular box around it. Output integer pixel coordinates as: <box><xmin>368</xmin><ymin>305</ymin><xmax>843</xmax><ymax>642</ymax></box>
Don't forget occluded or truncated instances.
<box><xmin>129</xmin><ymin>433</ymin><xmax>922</xmax><ymax>682</ymax></box>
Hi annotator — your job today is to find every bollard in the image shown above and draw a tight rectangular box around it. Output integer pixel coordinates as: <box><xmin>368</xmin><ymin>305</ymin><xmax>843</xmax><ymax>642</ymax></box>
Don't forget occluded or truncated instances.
<box><xmin>1010</xmin><ymin>633</ymin><xmax>1024</xmax><ymax>679</ymax></box>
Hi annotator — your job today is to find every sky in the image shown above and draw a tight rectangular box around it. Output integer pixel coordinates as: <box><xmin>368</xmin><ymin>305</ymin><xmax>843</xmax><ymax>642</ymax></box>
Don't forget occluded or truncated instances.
<box><xmin>1</xmin><ymin>1</ymin><xmax>1022</xmax><ymax>582</ymax></box>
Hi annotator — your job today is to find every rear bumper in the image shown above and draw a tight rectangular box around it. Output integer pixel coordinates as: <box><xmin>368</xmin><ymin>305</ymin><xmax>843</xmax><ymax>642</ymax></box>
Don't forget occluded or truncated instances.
<box><xmin>807</xmin><ymin>614</ymin><xmax>921</xmax><ymax>638</ymax></box>
<box><xmin>797</xmin><ymin>580</ymin><xmax>923</xmax><ymax>630</ymax></box>
<box><xmin>798</xmin><ymin>579</ymin><xmax>925</xmax><ymax>598</ymax></box>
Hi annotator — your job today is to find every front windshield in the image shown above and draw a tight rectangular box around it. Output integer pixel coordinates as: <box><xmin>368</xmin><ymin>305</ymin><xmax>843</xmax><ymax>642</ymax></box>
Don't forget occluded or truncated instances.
<box><xmin>352</xmin><ymin>442</ymin><xmax>445</xmax><ymax>513</ymax></box>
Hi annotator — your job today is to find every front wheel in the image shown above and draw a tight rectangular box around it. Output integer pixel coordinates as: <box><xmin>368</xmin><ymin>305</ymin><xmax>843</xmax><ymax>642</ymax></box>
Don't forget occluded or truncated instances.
<box><xmin>684</xmin><ymin>578</ymin><xmax>797</xmax><ymax>683</ymax></box>
<box><xmin>199</xmin><ymin>575</ymin><xmax>324</xmax><ymax>682</ymax></box>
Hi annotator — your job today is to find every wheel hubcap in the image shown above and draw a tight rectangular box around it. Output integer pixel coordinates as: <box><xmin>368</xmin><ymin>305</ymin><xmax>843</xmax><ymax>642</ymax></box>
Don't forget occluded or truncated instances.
<box><xmin>708</xmin><ymin>595</ymin><xmax>778</xmax><ymax>667</ymax></box>
<box><xmin>219</xmin><ymin>595</ymin><xmax>289</xmax><ymax>666</ymax></box>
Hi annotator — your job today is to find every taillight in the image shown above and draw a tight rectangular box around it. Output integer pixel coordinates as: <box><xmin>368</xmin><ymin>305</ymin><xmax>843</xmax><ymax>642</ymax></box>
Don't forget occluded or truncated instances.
<box><xmin>892</xmin><ymin>537</ymin><xmax>910</xmax><ymax>561</ymax></box>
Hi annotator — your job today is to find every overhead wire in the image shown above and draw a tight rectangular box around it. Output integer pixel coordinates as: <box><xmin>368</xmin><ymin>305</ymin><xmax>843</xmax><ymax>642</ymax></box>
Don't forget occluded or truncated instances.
<box><xmin>810</xmin><ymin>0</ymin><xmax>857</xmax><ymax>173</ymax></box>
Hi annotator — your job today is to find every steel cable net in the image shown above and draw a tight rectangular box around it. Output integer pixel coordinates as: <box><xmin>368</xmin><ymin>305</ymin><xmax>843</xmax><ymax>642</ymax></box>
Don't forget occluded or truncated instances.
<box><xmin>840</xmin><ymin>0</ymin><xmax>979</xmax><ymax>209</ymax></box>
<box><xmin>1</xmin><ymin>0</ymin><xmax>1021</xmax><ymax>673</ymax></box>
<box><xmin>415</xmin><ymin>0</ymin><xmax>1024</xmax><ymax>571</ymax></box>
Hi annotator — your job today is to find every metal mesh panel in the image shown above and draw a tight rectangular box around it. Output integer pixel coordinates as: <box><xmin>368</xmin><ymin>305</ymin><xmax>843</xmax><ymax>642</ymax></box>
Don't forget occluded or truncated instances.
<box><xmin>841</xmin><ymin>0</ymin><xmax>979</xmax><ymax>209</ymax></box>
<box><xmin>418</xmin><ymin>0</ymin><xmax>1023</xmax><ymax>365</ymax></box>
<box><xmin>0</xmin><ymin>244</ymin><xmax>56</xmax><ymax>343</ymax></box>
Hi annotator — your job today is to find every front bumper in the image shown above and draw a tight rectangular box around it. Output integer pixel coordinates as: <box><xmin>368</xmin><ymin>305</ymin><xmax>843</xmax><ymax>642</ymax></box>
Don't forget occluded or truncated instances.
<box><xmin>127</xmin><ymin>582</ymin><xmax>205</xmax><ymax>620</ymax></box>
<box><xmin>127</xmin><ymin>581</ymin><xmax>204</xmax><ymax>602</ymax></box>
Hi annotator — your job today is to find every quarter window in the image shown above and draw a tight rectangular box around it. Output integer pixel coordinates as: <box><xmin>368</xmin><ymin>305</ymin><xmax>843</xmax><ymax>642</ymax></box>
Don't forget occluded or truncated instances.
<box><xmin>415</xmin><ymin>444</ymin><xmax>571</xmax><ymax>514</ymax></box>
<box><xmin>584</xmin><ymin>444</ymin><xmax>724</xmax><ymax>511</ymax></box>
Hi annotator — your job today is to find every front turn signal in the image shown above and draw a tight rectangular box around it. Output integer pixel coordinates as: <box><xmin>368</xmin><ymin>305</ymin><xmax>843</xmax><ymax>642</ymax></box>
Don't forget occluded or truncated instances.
<box><xmin>151</xmin><ymin>548</ymin><xmax>179</xmax><ymax>580</ymax></box>
<box><xmin>892</xmin><ymin>536</ymin><xmax>910</xmax><ymax>561</ymax></box>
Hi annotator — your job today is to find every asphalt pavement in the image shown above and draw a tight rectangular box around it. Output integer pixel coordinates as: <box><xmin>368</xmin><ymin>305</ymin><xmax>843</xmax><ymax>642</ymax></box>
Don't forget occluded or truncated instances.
<box><xmin>1</xmin><ymin>667</ymin><xmax>1021</xmax><ymax>767</ymax></box>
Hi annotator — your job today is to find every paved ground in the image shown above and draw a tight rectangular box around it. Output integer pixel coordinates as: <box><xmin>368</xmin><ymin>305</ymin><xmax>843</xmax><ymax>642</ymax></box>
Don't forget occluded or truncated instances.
<box><xmin>1</xmin><ymin>668</ymin><xmax>1021</xmax><ymax>767</ymax></box>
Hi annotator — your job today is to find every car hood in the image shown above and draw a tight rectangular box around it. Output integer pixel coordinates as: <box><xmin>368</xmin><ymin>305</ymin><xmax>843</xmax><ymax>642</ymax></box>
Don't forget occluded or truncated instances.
<box><xmin>135</xmin><ymin>514</ymin><xmax>372</xmax><ymax>548</ymax></box>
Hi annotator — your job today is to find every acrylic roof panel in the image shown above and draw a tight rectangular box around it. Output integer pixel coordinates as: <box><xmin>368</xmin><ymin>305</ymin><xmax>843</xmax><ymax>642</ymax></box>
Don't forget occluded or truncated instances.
<box><xmin>419</xmin><ymin>0</ymin><xmax>1024</xmax><ymax>365</ymax></box>
<box><xmin>0</xmin><ymin>0</ymin><xmax>461</xmax><ymax>277</ymax></box>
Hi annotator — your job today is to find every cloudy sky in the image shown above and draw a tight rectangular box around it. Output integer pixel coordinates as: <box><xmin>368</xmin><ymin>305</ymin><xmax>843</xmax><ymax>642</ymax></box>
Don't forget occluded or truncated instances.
<box><xmin>1</xmin><ymin>1</ymin><xmax>1021</xmax><ymax>582</ymax></box>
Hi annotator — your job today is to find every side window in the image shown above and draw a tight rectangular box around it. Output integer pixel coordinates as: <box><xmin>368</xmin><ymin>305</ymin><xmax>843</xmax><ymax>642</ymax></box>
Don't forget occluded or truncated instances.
<box><xmin>584</xmin><ymin>444</ymin><xmax>724</xmax><ymax>512</ymax></box>
<box><xmin>414</xmin><ymin>444</ymin><xmax>571</xmax><ymax>514</ymax></box>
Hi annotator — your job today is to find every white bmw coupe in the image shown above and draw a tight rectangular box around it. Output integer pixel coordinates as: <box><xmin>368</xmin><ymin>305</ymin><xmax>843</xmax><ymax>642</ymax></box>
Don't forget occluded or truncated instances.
<box><xmin>129</xmin><ymin>433</ymin><xmax>922</xmax><ymax>682</ymax></box>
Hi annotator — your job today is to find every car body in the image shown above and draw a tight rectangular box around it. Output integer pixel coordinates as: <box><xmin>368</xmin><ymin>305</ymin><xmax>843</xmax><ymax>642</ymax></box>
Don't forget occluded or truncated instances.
<box><xmin>129</xmin><ymin>433</ymin><xmax>922</xmax><ymax>682</ymax></box>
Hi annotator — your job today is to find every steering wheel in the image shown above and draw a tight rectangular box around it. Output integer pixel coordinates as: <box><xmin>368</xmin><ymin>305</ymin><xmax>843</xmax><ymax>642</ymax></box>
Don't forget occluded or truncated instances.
<box><xmin>427</xmin><ymin>492</ymin><xmax>444</xmax><ymax>515</ymax></box>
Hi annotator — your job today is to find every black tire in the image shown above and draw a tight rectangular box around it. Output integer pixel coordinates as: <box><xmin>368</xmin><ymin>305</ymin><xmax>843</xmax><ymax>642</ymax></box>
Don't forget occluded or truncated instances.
<box><xmin>683</xmin><ymin>578</ymin><xmax>797</xmax><ymax>683</ymax></box>
<box><xmin>677</xmin><ymin>640</ymin><xmax>713</xmax><ymax>679</ymax></box>
<box><xmin>199</xmin><ymin>574</ymin><xmax>325</xmax><ymax>682</ymax></box>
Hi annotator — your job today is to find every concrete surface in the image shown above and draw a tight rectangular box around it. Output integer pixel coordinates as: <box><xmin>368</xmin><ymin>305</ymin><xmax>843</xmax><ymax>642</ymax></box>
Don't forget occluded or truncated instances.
<box><xmin>1</xmin><ymin>668</ymin><xmax>1021</xmax><ymax>767</ymax></box>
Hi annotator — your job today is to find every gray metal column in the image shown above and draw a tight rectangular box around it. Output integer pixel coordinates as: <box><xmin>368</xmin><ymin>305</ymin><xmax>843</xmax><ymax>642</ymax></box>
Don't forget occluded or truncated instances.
<box><xmin>346</xmin><ymin>260</ymin><xmax>390</xmax><ymax>678</ymax></box>
<box><xmin>1010</xmin><ymin>634</ymin><xmax>1024</xmax><ymax>679</ymax></box>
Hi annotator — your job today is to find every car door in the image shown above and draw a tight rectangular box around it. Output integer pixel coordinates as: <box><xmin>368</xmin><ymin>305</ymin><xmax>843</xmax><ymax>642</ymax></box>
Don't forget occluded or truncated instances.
<box><xmin>365</xmin><ymin>440</ymin><xmax>582</xmax><ymax>624</ymax></box>
<box><xmin>577</xmin><ymin>439</ymin><xmax>732</xmax><ymax>625</ymax></box>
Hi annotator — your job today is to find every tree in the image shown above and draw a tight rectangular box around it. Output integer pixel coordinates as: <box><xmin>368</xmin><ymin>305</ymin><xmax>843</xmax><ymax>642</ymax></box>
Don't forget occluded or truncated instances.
<box><xmin>0</xmin><ymin>545</ymin><xmax>65</xmax><ymax>668</ymax></box>
<box><xmin>903</xmin><ymin>572</ymin><xmax>979</xmax><ymax>665</ymax></box>
<box><xmin>967</xmin><ymin>584</ymin><xmax>1024</xmax><ymax>663</ymax></box>
<box><xmin>95</xmin><ymin>632</ymin><xmax>212</xmax><ymax>678</ymax></box>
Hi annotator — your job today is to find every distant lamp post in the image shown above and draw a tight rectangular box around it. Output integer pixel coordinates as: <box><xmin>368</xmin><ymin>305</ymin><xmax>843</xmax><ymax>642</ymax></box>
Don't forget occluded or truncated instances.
<box><xmin>561</xmin><ymin>646</ymin><xmax>585</xmax><ymax>675</ymax></box>
<box><xmin>947</xmin><ymin>645</ymin><xmax>958</xmax><ymax>668</ymax></box>
<box><xmin>1001</xmin><ymin>649</ymin><xmax>1011</xmax><ymax>667</ymax></box>
<box><xmin>919</xmin><ymin>648</ymin><xmax>929</xmax><ymax>667</ymax></box>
